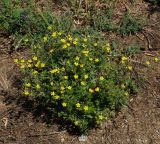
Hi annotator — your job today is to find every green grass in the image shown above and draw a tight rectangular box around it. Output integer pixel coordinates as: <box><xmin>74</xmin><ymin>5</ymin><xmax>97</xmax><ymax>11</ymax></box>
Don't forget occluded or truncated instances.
<box><xmin>0</xmin><ymin>0</ymin><xmax>73</xmax><ymax>50</ymax></box>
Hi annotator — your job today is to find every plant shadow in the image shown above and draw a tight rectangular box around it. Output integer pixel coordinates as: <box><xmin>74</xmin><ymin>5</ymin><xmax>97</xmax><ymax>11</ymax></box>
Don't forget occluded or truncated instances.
<box><xmin>145</xmin><ymin>1</ymin><xmax>160</xmax><ymax>15</ymax></box>
<box><xmin>3</xmin><ymin>76</ymin><xmax>82</xmax><ymax>136</ymax></box>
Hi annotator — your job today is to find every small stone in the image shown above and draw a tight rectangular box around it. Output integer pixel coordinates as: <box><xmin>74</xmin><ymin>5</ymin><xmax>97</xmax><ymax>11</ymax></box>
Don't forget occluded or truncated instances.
<box><xmin>130</xmin><ymin>98</ymin><xmax>133</xmax><ymax>102</ymax></box>
<box><xmin>78</xmin><ymin>135</ymin><xmax>88</xmax><ymax>142</ymax></box>
<box><xmin>61</xmin><ymin>137</ymin><xmax>65</xmax><ymax>143</ymax></box>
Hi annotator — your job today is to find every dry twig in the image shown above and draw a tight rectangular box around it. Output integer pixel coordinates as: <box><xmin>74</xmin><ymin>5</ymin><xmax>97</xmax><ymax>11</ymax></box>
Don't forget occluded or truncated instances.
<box><xmin>27</xmin><ymin>130</ymin><xmax>67</xmax><ymax>137</ymax></box>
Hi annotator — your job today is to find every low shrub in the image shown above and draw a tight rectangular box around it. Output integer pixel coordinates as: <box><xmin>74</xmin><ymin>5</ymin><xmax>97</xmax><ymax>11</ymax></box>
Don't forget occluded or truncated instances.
<box><xmin>14</xmin><ymin>29</ymin><xmax>139</xmax><ymax>134</ymax></box>
<box><xmin>92</xmin><ymin>8</ymin><xmax>116</xmax><ymax>32</ymax></box>
<box><xmin>145</xmin><ymin>0</ymin><xmax>160</xmax><ymax>4</ymax></box>
<box><xmin>0</xmin><ymin>0</ymin><xmax>73</xmax><ymax>50</ymax></box>
<box><xmin>119</xmin><ymin>12</ymin><xmax>145</xmax><ymax>36</ymax></box>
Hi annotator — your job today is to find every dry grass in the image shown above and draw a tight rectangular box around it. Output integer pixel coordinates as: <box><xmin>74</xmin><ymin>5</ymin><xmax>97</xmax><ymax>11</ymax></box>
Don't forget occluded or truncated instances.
<box><xmin>0</xmin><ymin>59</ymin><xmax>14</xmax><ymax>92</ymax></box>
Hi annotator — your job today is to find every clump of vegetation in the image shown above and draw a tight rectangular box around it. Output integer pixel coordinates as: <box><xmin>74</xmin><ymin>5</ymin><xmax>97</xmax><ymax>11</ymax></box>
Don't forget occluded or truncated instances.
<box><xmin>59</xmin><ymin>0</ymin><xmax>145</xmax><ymax>35</ymax></box>
<box><xmin>0</xmin><ymin>0</ymin><xmax>50</xmax><ymax>34</ymax></box>
<box><xmin>145</xmin><ymin>0</ymin><xmax>160</xmax><ymax>4</ymax></box>
<box><xmin>0</xmin><ymin>0</ymin><xmax>73</xmax><ymax>50</ymax></box>
<box><xmin>119</xmin><ymin>12</ymin><xmax>145</xmax><ymax>36</ymax></box>
<box><xmin>14</xmin><ymin>29</ymin><xmax>142</xmax><ymax>134</ymax></box>
<box><xmin>0</xmin><ymin>0</ymin><xmax>145</xmax><ymax>51</ymax></box>
<box><xmin>92</xmin><ymin>8</ymin><xmax>116</xmax><ymax>32</ymax></box>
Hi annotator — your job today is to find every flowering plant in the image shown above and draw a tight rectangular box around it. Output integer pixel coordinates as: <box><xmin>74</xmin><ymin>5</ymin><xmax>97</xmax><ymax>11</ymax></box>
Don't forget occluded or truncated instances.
<box><xmin>15</xmin><ymin>29</ymin><xmax>139</xmax><ymax>134</ymax></box>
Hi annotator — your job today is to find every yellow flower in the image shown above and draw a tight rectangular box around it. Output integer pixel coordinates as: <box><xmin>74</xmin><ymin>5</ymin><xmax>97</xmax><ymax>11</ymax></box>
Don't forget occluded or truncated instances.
<box><xmin>94</xmin><ymin>43</ymin><xmax>98</xmax><ymax>47</ymax></box>
<box><xmin>50</xmin><ymin>68</ymin><xmax>59</xmax><ymax>74</ymax></box>
<box><xmin>121</xmin><ymin>84</ymin><xmax>126</xmax><ymax>89</ymax></box>
<box><xmin>75</xmin><ymin>56</ymin><xmax>80</xmax><ymax>61</ymax></box>
<box><xmin>83</xmin><ymin>38</ymin><xmax>87</xmax><ymax>42</ymax></box>
<box><xmin>60</xmin><ymin>39</ymin><xmax>66</xmax><ymax>43</ymax></box>
<box><xmin>20</xmin><ymin>59</ymin><xmax>25</xmax><ymax>63</ymax></box>
<box><xmin>61</xmin><ymin>86</ymin><xmax>65</xmax><ymax>91</ymax></box>
<box><xmin>128</xmin><ymin>66</ymin><xmax>132</xmax><ymax>71</ymax></box>
<box><xmin>64</xmin><ymin>76</ymin><xmax>68</xmax><ymax>79</ymax></box>
<box><xmin>89</xmin><ymin>88</ymin><xmax>94</xmax><ymax>93</ymax></box>
<box><xmin>33</xmin><ymin>70</ymin><xmax>38</xmax><ymax>75</ymax></box>
<box><xmin>75</xmin><ymin>38</ymin><xmax>79</xmax><ymax>41</ymax></box>
<box><xmin>74</xmin><ymin>74</ymin><xmax>78</xmax><ymax>79</ymax></box>
<box><xmin>80</xmin><ymin>64</ymin><xmax>84</xmax><ymax>68</ymax></box>
<box><xmin>54</xmin><ymin>95</ymin><xmax>60</xmax><ymax>100</ymax></box>
<box><xmin>43</xmin><ymin>36</ymin><xmax>48</xmax><ymax>43</ymax></box>
<box><xmin>33</xmin><ymin>56</ymin><xmax>38</xmax><ymax>61</ymax></box>
<box><xmin>52</xmin><ymin>32</ymin><xmax>57</xmax><ymax>38</ymax></box>
<box><xmin>67</xmin><ymin>86</ymin><xmax>72</xmax><ymax>90</ymax></box>
<box><xmin>33</xmin><ymin>45</ymin><xmax>37</xmax><ymax>49</ymax></box>
<box><xmin>20</xmin><ymin>64</ymin><xmax>25</xmax><ymax>69</ymax></box>
<box><xmin>81</xmin><ymin>81</ymin><xmax>86</xmax><ymax>86</ymax></box>
<box><xmin>68</xmin><ymin>35</ymin><xmax>73</xmax><ymax>41</ymax></box>
<box><xmin>122</xmin><ymin>56</ymin><xmax>127</xmax><ymax>61</ymax></box>
<box><xmin>35</xmin><ymin>61</ymin><xmax>40</xmax><ymax>67</ymax></box>
<box><xmin>60</xmin><ymin>91</ymin><xmax>64</xmax><ymax>94</ymax></box>
<box><xmin>25</xmin><ymin>83</ymin><xmax>31</xmax><ymax>87</ymax></box>
<box><xmin>146</xmin><ymin>61</ymin><xmax>150</xmax><ymax>65</ymax></box>
<box><xmin>82</xmin><ymin>50</ymin><xmax>89</xmax><ymax>55</ymax></box>
<box><xmin>68</xmin><ymin>37</ymin><xmax>72</xmax><ymax>41</ymax></box>
<box><xmin>82</xmin><ymin>44</ymin><xmax>87</xmax><ymax>48</ymax></box>
<box><xmin>49</xmin><ymin>49</ymin><xmax>54</xmax><ymax>53</ymax></box>
<box><xmin>24</xmin><ymin>39</ymin><xmax>28</xmax><ymax>42</ymax></box>
<box><xmin>36</xmin><ymin>84</ymin><xmax>40</xmax><ymax>89</ymax></box>
<box><xmin>24</xmin><ymin>90</ymin><xmax>29</xmax><ymax>95</ymax></box>
<box><xmin>74</xmin><ymin>121</ymin><xmax>79</xmax><ymax>126</ymax></box>
<box><xmin>74</xmin><ymin>62</ymin><xmax>79</xmax><ymax>66</ymax></box>
<box><xmin>40</xmin><ymin>63</ymin><xmax>45</xmax><ymax>68</ymax></box>
<box><xmin>154</xmin><ymin>57</ymin><xmax>159</xmax><ymax>62</ymax></box>
<box><xmin>67</xmin><ymin>60</ymin><xmax>70</xmax><ymax>65</ymax></box>
<box><xmin>95</xmin><ymin>87</ymin><xmax>100</xmax><ymax>92</ymax></box>
<box><xmin>62</xmin><ymin>102</ymin><xmax>67</xmax><ymax>107</ymax></box>
<box><xmin>106</xmin><ymin>43</ymin><xmax>110</xmax><ymax>47</ymax></box>
<box><xmin>47</xmin><ymin>25</ymin><xmax>52</xmax><ymax>30</ymax></box>
<box><xmin>98</xmin><ymin>115</ymin><xmax>104</xmax><ymax>120</ymax></box>
<box><xmin>124</xmin><ymin>92</ymin><xmax>129</xmax><ymax>96</ymax></box>
<box><xmin>99</xmin><ymin>76</ymin><xmax>104</xmax><ymax>81</ymax></box>
<box><xmin>51</xmin><ymin>91</ymin><xmax>55</xmax><ymax>96</ymax></box>
<box><xmin>50</xmin><ymin>82</ymin><xmax>54</xmax><ymax>86</ymax></box>
<box><xmin>63</xmin><ymin>44</ymin><xmax>68</xmax><ymax>49</ymax></box>
<box><xmin>27</xmin><ymin>64</ymin><xmax>32</xmax><ymax>68</ymax></box>
<box><xmin>14</xmin><ymin>59</ymin><xmax>18</xmax><ymax>63</ymax></box>
<box><xmin>67</xmin><ymin>43</ymin><xmax>70</xmax><ymax>47</ymax></box>
<box><xmin>58</xmin><ymin>32</ymin><xmax>62</xmax><ymax>36</ymax></box>
<box><xmin>95</xmin><ymin>58</ymin><xmax>99</xmax><ymax>62</ymax></box>
<box><xmin>89</xmin><ymin>57</ymin><xmax>93</xmax><ymax>61</ymax></box>
<box><xmin>76</xmin><ymin>103</ymin><xmax>81</xmax><ymax>108</ymax></box>
<box><xmin>28</xmin><ymin>59</ymin><xmax>32</xmax><ymax>63</ymax></box>
<box><xmin>84</xmin><ymin>74</ymin><xmax>88</xmax><ymax>79</ymax></box>
<box><xmin>73</xmin><ymin>41</ymin><xmax>78</xmax><ymax>45</ymax></box>
<box><xmin>106</xmin><ymin>47</ymin><xmax>111</xmax><ymax>53</ymax></box>
<box><xmin>83</xmin><ymin>106</ymin><xmax>88</xmax><ymax>111</ymax></box>
<box><xmin>121</xmin><ymin>56</ymin><xmax>127</xmax><ymax>64</ymax></box>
